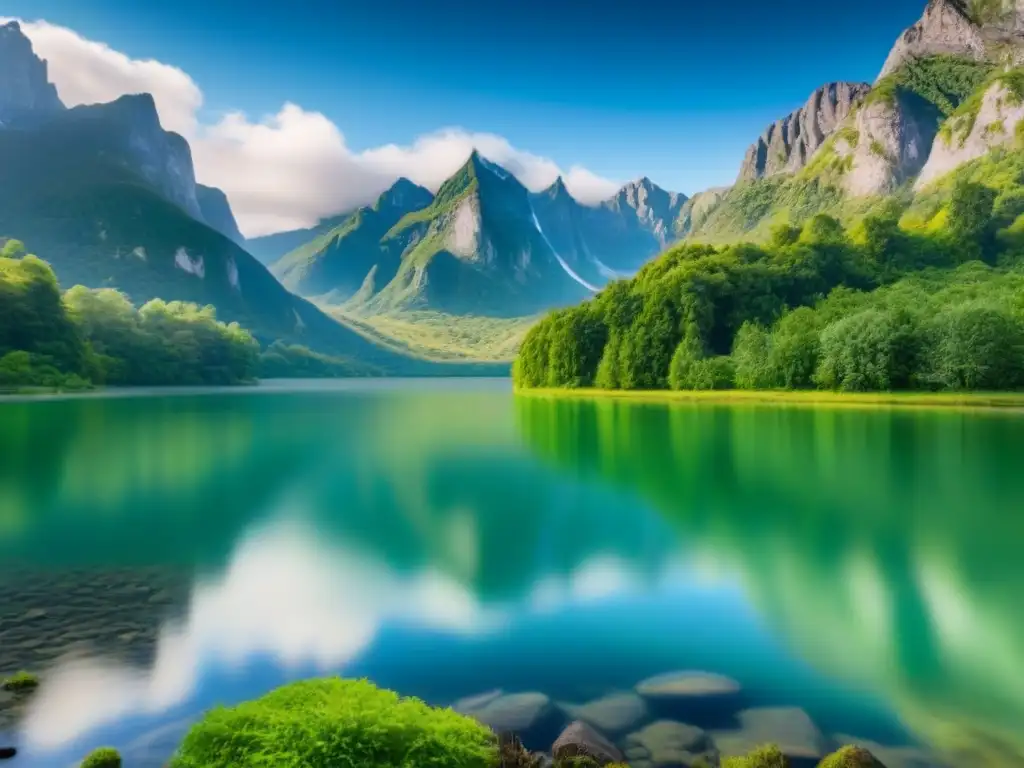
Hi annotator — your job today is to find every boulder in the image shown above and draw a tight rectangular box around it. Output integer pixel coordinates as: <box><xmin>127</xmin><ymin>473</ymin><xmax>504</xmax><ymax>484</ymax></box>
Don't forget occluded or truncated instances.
<box><xmin>452</xmin><ymin>689</ymin><xmax>504</xmax><ymax>714</ymax></box>
<box><xmin>561</xmin><ymin>692</ymin><xmax>649</xmax><ymax>735</ymax></box>
<box><xmin>623</xmin><ymin>720</ymin><xmax>714</xmax><ymax>767</ymax></box>
<box><xmin>552</xmin><ymin>720</ymin><xmax>625</xmax><ymax>765</ymax></box>
<box><xmin>461</xmin><ymin>692</ymin><xmax>563</xmax><ymax>739</ymax></box>
<box><xmin>636</xmin><ymin>671</ymin><xmax>741</xmax><ymax>700</ymax></box>
<box><xmin>712</xmin><ymin>707</ymin><xmax>827</xmax><ymax>761</ymax></box>
<box><xmin>0</xmin><ymin>747</ymin><xmax>15</xmax><ymax>760</ymax></box>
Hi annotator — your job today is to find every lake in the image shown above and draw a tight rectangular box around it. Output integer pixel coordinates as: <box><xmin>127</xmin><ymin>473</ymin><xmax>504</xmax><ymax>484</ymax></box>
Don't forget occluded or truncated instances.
<box><xmin>0</xmin><ymin>379</ymin><xmax>1022</xmax><ymax>767</ymax></box>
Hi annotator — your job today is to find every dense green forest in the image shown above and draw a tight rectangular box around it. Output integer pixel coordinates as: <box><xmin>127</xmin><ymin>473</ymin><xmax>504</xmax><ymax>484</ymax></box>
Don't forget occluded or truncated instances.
<box><xmin>514</xmin><ymin>153</ymin><xmax>1024</xmax><ymax>393</ymax></box>
<box><xmin>1</xmin><ymin>241</ymin><xmax>262</xmax><ymax>390</ymax></box>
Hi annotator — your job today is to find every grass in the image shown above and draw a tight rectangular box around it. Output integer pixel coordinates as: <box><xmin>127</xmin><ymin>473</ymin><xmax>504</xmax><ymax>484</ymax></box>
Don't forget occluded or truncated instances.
<box><xmin>168</xmin><ymin>677</ymin><xmax>497</xmax><ymax>768</ymax></box>
<box><xmin>334</xmin><ymin>308</ymin><xmax>537</xmax><ymax>363</ymax></box>
<box><xmin>2</xmin><ymin>670</ymin><xmax>39</xmax><ymax>691</ymax></box>
<box><xmin>516</xmin><ymin>387</ymin><xmax>1024</xmax><ymax>411</ymax></box>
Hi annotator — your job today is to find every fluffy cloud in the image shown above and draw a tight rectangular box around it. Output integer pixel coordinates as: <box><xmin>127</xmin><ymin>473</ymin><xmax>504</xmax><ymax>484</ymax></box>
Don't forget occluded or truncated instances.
<box><xmin>12</xmin><ymin>19</ymin><xmax>623</xmax><ymax>237</ymax></box>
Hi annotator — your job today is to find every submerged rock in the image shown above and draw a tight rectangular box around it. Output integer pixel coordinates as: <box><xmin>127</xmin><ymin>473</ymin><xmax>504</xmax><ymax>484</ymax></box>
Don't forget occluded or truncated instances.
<box><xmin>552</xmin><ymin>720</ymin><xmax>624</xmax><ymax>765</ymax></box>
<box><xmin>623</xmin><ymin>719</ymin><xmax>715</xmax><ymax>767</ymax></box>
<box><xmin>453</xmin><ymin>689</ymin><xmax>504</xmax><ymax>713</ymax></box>
<box><xmin>560</xmin><ymin>692</ymin><xmax>649</xmax><ymax>735</ymax></box>
<box><xmin>461</xmin><ymin>692</ymin><xmax>559</xmax><ymax>734</ymax></box>
<box><xmin>635</xmin><ymin>671</ymin><xmax>741</xmax><ymax>700</ymax></box>
<box><xmin>713</xmin><ymin>707</ymin><xmax>827</xmax><ymax>761</ymax></box>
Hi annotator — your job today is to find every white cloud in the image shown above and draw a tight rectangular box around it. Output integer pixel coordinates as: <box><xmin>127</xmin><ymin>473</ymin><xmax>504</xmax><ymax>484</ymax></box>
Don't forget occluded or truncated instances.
<box><xmin>11</xmin><ymin>19</ymin><xmax>623</xmax><ymax>237</ymax></box>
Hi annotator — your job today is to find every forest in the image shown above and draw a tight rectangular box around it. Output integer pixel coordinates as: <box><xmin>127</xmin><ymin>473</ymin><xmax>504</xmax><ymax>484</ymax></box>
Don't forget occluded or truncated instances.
<box><xmin>0</xmin><ymin>240</ymin><xmax>261</xmax><ymax>390</ymax></box>
<box><xmin>515</xmin><ymin>158</ymin><xmax>1024</xmax><ymax>393</ymax></box>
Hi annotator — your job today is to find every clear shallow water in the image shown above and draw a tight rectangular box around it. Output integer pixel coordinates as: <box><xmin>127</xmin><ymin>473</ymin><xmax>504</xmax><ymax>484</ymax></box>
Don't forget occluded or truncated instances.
<box><xmin>0</xmin><ymin>380</ymin><xmax>1022</xmax><ymax>767</ymax></box>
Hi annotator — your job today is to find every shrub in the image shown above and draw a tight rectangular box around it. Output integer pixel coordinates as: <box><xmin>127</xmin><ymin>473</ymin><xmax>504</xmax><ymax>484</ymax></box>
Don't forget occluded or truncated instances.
<box><xmin>2</xmin><ymin>671</ymin><xmax>39</xmax><ymax>692</ymax></box>
<box><xmin>81</xmin><ymin>747</ymin><xmax>121</xmax><ymax>768</ymax></box>
<box><xmin>922</xmin><ymin>301</ymin><xmax>1024</xmax><ymax>390</ymax></box>
<box><xmin>722</xmin><ymin>744</ymin><xmax>789</xmax><ymax>767</ymax></box>
<box><xmin>168</xmin><ymin>678</ymin><xmax>497</xmax><ymax>768</ymax></box>
<box><xmin>817</xmin><ymin>745</ymin><xmax>885</xmax><ymax>767</ymax></box>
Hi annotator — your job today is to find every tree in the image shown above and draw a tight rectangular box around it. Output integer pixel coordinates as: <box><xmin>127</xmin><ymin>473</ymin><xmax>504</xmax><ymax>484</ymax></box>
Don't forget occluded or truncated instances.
<box><xmin>768</xmin><ymin>307</ymin><xmax>821</xmax><ymax>389</ymax></box>
<box><xmin>732</xmin><ymin>322</ymin><xmax>776</xmax><ymax>389</ymax></box>
<box><xmin>947</xmin><ymin>178</ymin><xmax>997</xmax><ymax>263</ymax></box>
<box><xmin>923</xmin><ymin>301</ymin><xmax>1024</xmax><ymax>390</ymax></box>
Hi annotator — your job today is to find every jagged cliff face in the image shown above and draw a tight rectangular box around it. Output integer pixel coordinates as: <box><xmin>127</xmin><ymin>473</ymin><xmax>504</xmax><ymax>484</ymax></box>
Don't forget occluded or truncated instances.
<box><xmin>197</xmin><ymin>184</ymin><xmax>246</xmax><ymax>245</ymax></box>
<box><xmin>604</xmin><ymin>177</ymin><xmax>687</xmax><ymax>245</ymax></box>
<box><xmin>878</xmin><ymin>0</ymin><xmax>988</xmax><ymax>79</ymax></box>
<box><xmin>843</xmin><ymin>94</ymin><xmax>938</xmax><ymax>196</ymax></box>
<box><xmin>738</xmin><ymin>82</ymin><xmax>871</xmax><ymax>181</ymax></box>
<box><xmin>916</xmin><ymin>80</ymin><xmax>1024</xmax><ymax>187</ymax></box>
<box><xmin>0</xmin><ymin>21</ymin><xmax>64</xmax><ymax>123</ymax></box>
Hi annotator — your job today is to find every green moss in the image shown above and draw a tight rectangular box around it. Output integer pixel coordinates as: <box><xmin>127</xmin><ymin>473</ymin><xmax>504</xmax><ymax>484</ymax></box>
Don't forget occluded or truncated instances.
<box><xmin>1</xmin><ymin>671</ymin><xmax>39</xmax><ymax>692</ymax></box>
<box><xmin>817</xmin><ymin>745</ymin><xmax>884</xmax><ymax>767</ymax></box>
<box><xmin>985</xmin><ymin>119</ymin><xmax>1007</xmax><ymax>138</ymax></box>
<box><xmin>722</xmin><ymin>744</ymin><xmax>789</xmax><ymax>768</ymax></box>
<box><xmin>168</xmin><ymin>678</ymin><xmax>498</xmax><ymax>768</ymax></box>
<box><xmin>81</xmin><ymin>747</ymin><xmax>121</xmax><ymax>768</ymax></box>
<box><xmin>869</xmin><ymin>140</ymin><xmax>890</xmax><ymax>161</ymax></box>
<box><xmin>944</xmin><ymin>67</ymin><xmax>1024</xmax><ymax>147</ymax></box>
<box><xmin>866</xmin><ymin>55</ymin><xmax>993</xmax><ymax>118</ymax></box>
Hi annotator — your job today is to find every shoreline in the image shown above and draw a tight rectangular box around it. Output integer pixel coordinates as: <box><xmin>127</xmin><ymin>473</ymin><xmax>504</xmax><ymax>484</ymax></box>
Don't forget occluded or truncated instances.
<box><xmin>515</xmin><ymin>387</ymin><xmax>1024</xmax><ymax>411</ymax></box>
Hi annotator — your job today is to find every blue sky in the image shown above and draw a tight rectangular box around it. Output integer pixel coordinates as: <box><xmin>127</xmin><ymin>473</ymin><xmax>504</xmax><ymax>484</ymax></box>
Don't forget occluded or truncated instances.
<box><xmin>9</xmin><ymin>0</ymin><xmax>926</xmax><ymax>196</ymax></box>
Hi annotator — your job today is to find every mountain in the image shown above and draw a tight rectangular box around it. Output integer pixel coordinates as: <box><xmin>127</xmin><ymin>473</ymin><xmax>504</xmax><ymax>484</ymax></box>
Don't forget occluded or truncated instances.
<box><xmin>245</xmin><ymin>213</ymin><xmax>355</xmax><ymax>266</ymax></box>
<box><xmin>0</xmin><ymin>25</ymin><xmax>432</xmax><ymax>371</ymax></box>
<box><xmin>0</xmin><ymin>21</ymin><xmax>63</xmax><ymax>124</ymax></box>
<box><xmin>273</xmin><ymin>178</ymin><xmax>434</xmax><ymax>298</ymax></box>
<box><xmin>275</xmin><ymin>157</ymin><xmax>688</xmax><ymax>317</ymax></box>
<box><xmin>682</xmin><ymin>0</ymin><xmax>1018</xmax><ymax>243</ymax></box>
<box><xmin>737</xmin><ymin>82</ymin><xmax>871</xmax><ymax>181</ymax></box>
<box><xmin>196</xmin><ymin>184</ymin><xmax>245</xmax><ymax>246</ymax></box>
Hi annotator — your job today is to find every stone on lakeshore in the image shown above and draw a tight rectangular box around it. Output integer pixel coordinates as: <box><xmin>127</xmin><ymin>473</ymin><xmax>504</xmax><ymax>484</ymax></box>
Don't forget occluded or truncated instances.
<box><xmin>636</xmin><ymin>671</ymin><xmax>741</xmax><ymax>699</ymax></box>
<box><xmin>561</xmin><ymin>692</ymin><xmax>649</xmax><ymax>735</ymax></box>
<box><xmin>452</xmin><ymin>688</ymin><xmax>504</xmax><ymax>713</ymax></box>
<box><xmin>713</xmin><ymin>707</ymin><xmax>826</xmax><ymax>760</ymax></box>
<box><xmin>552</xmin><ymin>720</ymin><xmax>625</xmax><ymax>765</ymax></box>
<box><xmin>463</xmin><ymin>692</ymin><xmax>555</xmax><ymax>733</ymax></box>
<box><xmin>624</xmin><ymin>719</ymin><xmax>714</xmax><ymax>767</ymax></box>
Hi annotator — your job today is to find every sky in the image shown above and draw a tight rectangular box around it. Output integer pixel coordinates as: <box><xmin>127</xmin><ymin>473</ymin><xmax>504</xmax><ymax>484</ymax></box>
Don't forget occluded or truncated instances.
<box><xmin>5</xmin><ymin>0</ymin><xmax>928</xmax><ymax>236</ymax></box>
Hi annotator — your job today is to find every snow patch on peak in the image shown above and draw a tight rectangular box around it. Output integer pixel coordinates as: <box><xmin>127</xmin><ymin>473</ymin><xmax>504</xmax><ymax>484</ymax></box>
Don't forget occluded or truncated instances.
<box><xmin>528</xmin><ymin>203</ymin><xmax>598</xmax><ymax>293</ymax></box>
<box><xmin>477</xmin><ymin>154</ymin><xmax>511</xmax><ymax>181</ymax></box>
<box><xmin>174</xmin><ymin>247</ymin><xmax>205</xmax><ymax>278</ymax></box>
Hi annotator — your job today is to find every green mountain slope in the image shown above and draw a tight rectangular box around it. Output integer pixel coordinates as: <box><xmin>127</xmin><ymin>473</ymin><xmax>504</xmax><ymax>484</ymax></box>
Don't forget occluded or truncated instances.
<box><xmin>0</xmin><ymin>100</ymin><xmax>422</xmax><ymax>371</ymax></box>
<box><xmin>245</xmin><ymin>212</ymin><xmax>355</xmax><ymax>267</ymax></box>
<box><xmin>273</xmin><ymin>178</ymin><xmax>434</xmax><ymax>299</ymax></box>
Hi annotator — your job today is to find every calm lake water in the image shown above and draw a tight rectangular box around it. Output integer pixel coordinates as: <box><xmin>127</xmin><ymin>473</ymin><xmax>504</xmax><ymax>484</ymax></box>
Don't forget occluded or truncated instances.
<box><xmin>0</xmin><ymin>379</ymin><xmax>1022</xmax><ymax>767</ymax></box>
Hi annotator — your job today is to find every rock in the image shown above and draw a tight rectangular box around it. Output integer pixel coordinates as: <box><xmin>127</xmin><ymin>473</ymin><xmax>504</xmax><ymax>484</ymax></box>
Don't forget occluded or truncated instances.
<box><xmin>624</xmin><ymin>720</ymin><xmax>713</xmax><ymax>767</ymax></box>
<box><xmin>453</xmin><ymin>689</ymin><xmax>504</xmax><ymax>714</ymax></box>
<box><xmin>0</xmin><ymin>21</ymin><xmax>64</xmax><ymax>123</ymax></box>
<box><xmin>916</xmin><ymin>80</ymin><xmax>1024</xmax><ymax>189</ymax></box>
<box><xmin>196</xmin><ymin>184</ymin><xmax>246</xmax><ymax>246</ymax></box>
<box><xmin>712</xmin><ymin>707</ymin><xmax>827</xmax><ymax>761</ymax></box>
<box><xmin>674</xmin><ymin>187</ymin><xmax>731</xmax><ymax>239</ymax></box>
<box><xmin>877</xmin><ymin>0</ymin><xmax>988</xmax><ymax>81</ymax></box>
<box><xmin>818</xmin><ymin>745</ymin><xmax>888</xmax><ymax>767</ymax></box>
<box><xmin>0</xmin><ymin>747</ymin><xmax>15</xmax><ymax>760</ymax></box>
<box><xmin>844</xmin><ymin>91</ymin><xmax>937</xmax><ymax>197</ymax></box>
<box><xmin>462</xmin><ymin>692</ymin><xmax>556</xmax><ymax>734</ymax></box>
<box><xmin>737</xmin><ymin>82</ymin><xmax>871</xmax><ymax>182</ymax></box>
<box><xmin>635</xmin><ymin>671</ymin><xmax>741</xmax><ymax>699</ymax></box>
<box><xmin>560</xmin><ymin>692</ymin><xmax>649</xmax><ymax>735</ymax></box>
<box><xmin>552</xmin><ymin>720</ymin><xmax>624</xmax><ymax>765</ymax></box>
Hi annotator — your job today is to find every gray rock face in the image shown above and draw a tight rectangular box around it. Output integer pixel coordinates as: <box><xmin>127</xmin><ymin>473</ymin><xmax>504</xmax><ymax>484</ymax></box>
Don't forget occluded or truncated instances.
<box><xmin>552</xmin><ymin>721</ymin><xmax>625</xmax><ymax>765</ymax></box>
<box><xmin>737</xmin><ymin>82</ymin><xmax>870</xmax><ymax>182</ymax></box>
<box><xmin>674</xmin><ymin>186</ymin><xmax>731</xmax><ymax>238</ymax></box>
<box><xmin>916</xmin><ymin>80</ymin><xmax>1024</xmax><ymax>188</ymax></box>
<box><xmin>0</xmin><ymin>21</ymin><xmax>64</xmax><ymax>123</ymax></box>
<box><xmin>877</xmin><ymin>0</ymin><xmax>988</xmax><ymax>80</ymax></box>
<box><xmin>197</xmin><ymin>184</ymin><xmax>246</xmax><ymax>245</ymax></box>
<box><xmin>605</xmin><ymin>177</ymin><xmax>688</xmax><ymax>246</ymax></box>
<box><xmin>844</xmin><ymin>92</ymin><xmax>938</xmax><ymax>197</ymax></box>
<box><xmin>635</xmin><ymin>671</ymin><xmax>741</xmax><ymax>699</ymax></box>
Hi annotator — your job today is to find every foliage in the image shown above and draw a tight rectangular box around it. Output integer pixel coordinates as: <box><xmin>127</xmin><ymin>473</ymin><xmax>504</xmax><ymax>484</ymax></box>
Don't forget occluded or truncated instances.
<box><xmin>259</xmin><ymin>341</ymin><xmax>372</xmax><ymax>379</ymax></box>
<box><xmin>867</xmin><ymin>55</ymin><xmax>993</xmax><ymax>118</ymax></box>
<box><xmin>816</xmin><ymin>746</ymin><xmax>884</xmax><ymax>767</ymax></box>
<box><xmin>516</xmin><ymin>157</ymin><xmax>1024</xmax><ymax>393</ymax></box>
<box><xmin>80</xmin><ymin>748</ymin><xmax>122</xmax><ymax>768</ymax></box>
<box><xmin>168</xmin><ymin>677</ymin><xmax>497</xmax><ymax>768</ymax></box>
<box><xmin>1</xmin><ymin>249</ymin><xmax>261</xmax><ymax>389</ymax></box>
<box><xmin>2</xmin><ymin>670</ymin><xmax>39</xmax><ymax>691</ymax></box>
<box><xmin>722</xmin><ymin>744</ymin><xmax>789</xmax><ymax>768</ymax></box>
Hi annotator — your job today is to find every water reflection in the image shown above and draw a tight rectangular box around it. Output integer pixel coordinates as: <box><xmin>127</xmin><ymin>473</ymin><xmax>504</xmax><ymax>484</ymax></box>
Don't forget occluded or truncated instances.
<box><xmin>0</xmin><ymin>385</ymin><xmax>1021</xmax><ymax>766</ymax></box>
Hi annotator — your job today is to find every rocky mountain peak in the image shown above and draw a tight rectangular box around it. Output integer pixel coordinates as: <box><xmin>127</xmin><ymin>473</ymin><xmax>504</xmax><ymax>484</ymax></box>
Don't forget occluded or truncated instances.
<box><xmin>738</xmin><ymin>81</ymin><xmax>870</xmax><ymax>182</ymax></box>
<box><xmin>377</xmin><ymin>177</ymin><xmax>432</xmax><ymax>211</ymax></box>
<box><xmin>0</xmin><ymin>20</ymin><xmax>65</xmax><ymax>123</ymax></box>
<box><xmin>877</xmin><ymin>0</ymin><xmax>988</xmax><ymax>80</ymax></box>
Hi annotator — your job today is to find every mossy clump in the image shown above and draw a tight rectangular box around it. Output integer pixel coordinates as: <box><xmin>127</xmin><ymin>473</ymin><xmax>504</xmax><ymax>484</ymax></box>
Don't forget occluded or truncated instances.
<box><xmin>723</xmin><ymin>744</ymin><xmax>790</xmax><ymax>768</ymax></box>
<box><xmin>168</xmin><ymin>677</ymin><xmax>498</xmax><ymax>768</ymax></box>
<box><xmin>817</xmin><ymin>745</ymin><xmax>885</xmax><ymax>767</ymax></box>
<box><xmin>80</xmin><ymin>747</ymin><xmax>122</xmax><ymax>768</ymax></box>
<box><xmin>2</xmin><ymin>671</ymin><xmax>39</xmax><ymax>692</ymax></box>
